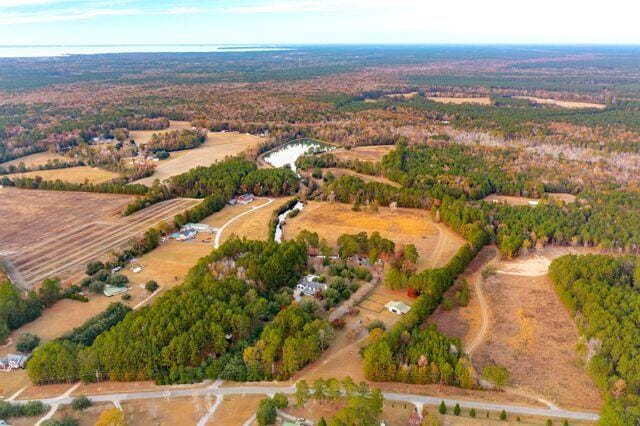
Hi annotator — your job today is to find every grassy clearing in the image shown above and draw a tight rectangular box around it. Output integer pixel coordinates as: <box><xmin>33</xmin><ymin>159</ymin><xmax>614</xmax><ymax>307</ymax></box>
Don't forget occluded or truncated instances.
<box><xmin>5</xmin><ymin>166</ymin><xmax>119</xmax><ymax>184</ymax></box>
<box><xmin>208</xmin><ymin>394</ymin><xmax>265</xmax><ymax>425</ymax></box>
<box><xmin>514</xmin><ymin>96</ymin><xmax>606</xmax><ymax>109</ymax></box>
<box><xmin>128</xmin><ymin>120</ymin><xmax>193</xmax><ymax>145</ymax></box>
<box><xmin>323</xmin><ymin>168</ymin><xmax>400</xmax><ymax>188</ymax></box>
<box><xmin>0</xmin><ymin>151</ymin><xmax>68</xmax><ymax>169</ymax></box>
<box><xmin>331</xmin><ymin>145</ymin><xmax>394</xmax><ymax>162</ymax></box>
<box><xmin>427</xmin><ymin>96</ymin><xmax>492</xmax><ymax>105</ymax></box>
<box><xmin>135</xmin><ymin>131</ymin><xmax>263</xmax><ymax>186</ymax></box>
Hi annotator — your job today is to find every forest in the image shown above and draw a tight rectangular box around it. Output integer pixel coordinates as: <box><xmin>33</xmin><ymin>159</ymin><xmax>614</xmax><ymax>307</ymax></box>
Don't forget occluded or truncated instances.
<box><xmin>549</xmin><ymin>254</ymin><xmax>640</xmax><ymax>424</ymax></box>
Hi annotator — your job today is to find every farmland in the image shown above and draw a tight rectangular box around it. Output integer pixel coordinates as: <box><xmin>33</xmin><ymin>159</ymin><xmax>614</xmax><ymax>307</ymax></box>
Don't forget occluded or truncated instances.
<box><xmin>0</xmin><ymin>187</ymin><xmax>199</xmax><ymax>287</ymax></box>
<box><xmin>282</xmin><ymin>201</ymin><xmax>465</xmax><ymax>270</ymax></box>
<box><xmin>135</xmin><ymin>131</ymin><xmax>264</xmax><ymax>186</ymax></box>
<box><xmin>4</xmin><ymin>165</ymin><xmax>119</xmax><ymax>184</ymax></box>
<box><xmin>0</xmin><ymin>151</ymin><xmax>68</xmax><ymax>169</ymax></box>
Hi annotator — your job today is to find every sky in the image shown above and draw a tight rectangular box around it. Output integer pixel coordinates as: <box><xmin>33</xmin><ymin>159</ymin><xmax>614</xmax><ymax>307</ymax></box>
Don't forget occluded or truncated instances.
<box><xmin>0</xmin><ymin>0</ymin><xmax>639</xmax><ymax>46</ymax></box>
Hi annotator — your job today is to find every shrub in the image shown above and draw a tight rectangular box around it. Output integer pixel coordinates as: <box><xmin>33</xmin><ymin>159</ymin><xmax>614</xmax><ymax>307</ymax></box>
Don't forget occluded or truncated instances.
<box><xmin>71</xmin><ymin>396</ymin><xmax>91</xmax><ymax>411</ymax></box>
<box><xmin>145</xmin><ymin>280</ymin><xmax>159</xmax><ymax>293</ymax></box>
<box><xmin>121</xmin><ymin>294</ymin><xmax>132</xmax><ymax>301</ymax></box>
<box><xmin>16</xmin><ymin>333</ymin><xmax>40</xmax><ymax>353</ymax></box>
<box><xmin>481</xmin><ymin>265</ymin><xmax>497</xmax><ymax>278</ymax></box>
<box><xmin>23</xmin><ymin>401</ymin><xmax>47</xmax><ymax>416</ymax></box>
<box><xmin>366</xmin><ymin>319</ymin><xmax>386</xmax><ymax>332</ymax></box>
<box><xmin>469</xmin><ymin>408</ymin><xmax>476</xmax><ymax>418</ymax></box>
<box><xmin>454</xmin><ymin>403</ymin><xmax>461</xmax><ymax>416</ymax></box>
<box><xmin>272</xmin><ymin>392</ymin><xmax>288</xmax><ymax>409</ymax></box>
<box><xmin>482</xmin><ymin>364</ymin><xmax>510</xmax><ymax>389</ymax></box>
<box><xmin>42</xmin><ymin>417</ymin><xmax>79</xmax><ymax>426</ymax></box>
<box><xmin>439</xmin><ymin>400</ymin><xmax>447</xmax><ymax>414</ymax></box>
<box><xmin>88</xmin><ymin>280</ymin><xmax>105</xmax><ymax>294</ymax></box>
<box><xmin>500</xmin><ymin>409</ymin><xmax>507</xmax><ymax>421</ymax></box>
<box><xmin>442</xmin><ymin>297</ymin><xmax>454</xmax><ymax>311</ymax></box>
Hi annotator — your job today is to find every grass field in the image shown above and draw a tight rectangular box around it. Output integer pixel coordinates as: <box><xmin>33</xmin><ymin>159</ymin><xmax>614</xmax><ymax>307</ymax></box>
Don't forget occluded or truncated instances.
<box><xmin>427</xmin><ymin>96</ymin><xmax>492</xmax><ymax>105</ymax></box>
<box><xmin>0</xmin><ymin>187</ymin><xmax>199</xmax><ymax>287</ymax></box>
<box><xmin>323</xmin><ymin>168</ymin><xmax>400</xmax><ymax>188</ymax></box>
<box><xmin>282</xmin><ymin>201</ymin><xmax>465</xmax><ymax>270</ymax></box>
<box><xmin>208</xmin><ymin>394</ymin><xmax>265</xmax><ymax>425</ymax></box>
<box><xmin>330</xmin><ymin>145</ymin><xmax>394</xmax><ymax>162</ymax></box>
<box><xmin>4</xmin><ymin>165</ymin><xmax>119</xmax><ymax>184</ymax></box>
<box><xmin>128</xmin><ymin>120</ymin><xmax>193</xmax><ymax>145</ymax></box>
<box><xmin>432</xmin><ymin>246</ymin><xmax>602</xmax><ymax>411</ymax></box>
<box><xmin>0</xmin><ymin>151</ymin><xmax>68</xmax><ymax>169</ymax></box>
<box><xmin>135</xmin><ymin>131</ymin><xmax>263</xmax><ymax>186</ymax></box>
<box><xmin>514</xmin><ymin>96</ymin><xmax>606</xmax><ymax>109</ymax></box>
<box><xmin>484</xmin><ymin>193</ymin><xmax>577</xmax><ymax>206</ymax></box>
<box><xmin>122</xmin><ymin>396</ymin><xmax>211</xmax><ymax>426</ymax></box>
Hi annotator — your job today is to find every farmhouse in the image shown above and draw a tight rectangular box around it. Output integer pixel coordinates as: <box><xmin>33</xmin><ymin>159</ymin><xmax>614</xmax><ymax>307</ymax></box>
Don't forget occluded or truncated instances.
<box><xmin>385</xmin><ymin>301</ymin><xmax>411</xmax><ymax>315</ymax></box>
<box><xmin>0</xmin><ymin>353</ymin><xmax>30</xmax><ymax>371</ymax></box>
<box><xmin>297</xmin><ymin>274</ymin><xmax>328</xmax><ymax>296</ymax></box>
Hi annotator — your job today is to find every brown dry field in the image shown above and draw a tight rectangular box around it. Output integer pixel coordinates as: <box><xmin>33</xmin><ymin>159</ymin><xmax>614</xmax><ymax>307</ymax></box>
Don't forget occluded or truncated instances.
<box><xmin>514</xmin><ymin>96</ymin><xmax>606</xmax><ymax>109</ymax></box>
<box><xmin>285</xmin><ymin>399</ymin><xmax>344</xmax><ymax>424</ymax></box>
<box><xmin>434</xmin><ymin>249</ymin><xmax>602</xmax><ymax>411</ymax></box>
<box><xmin>207</xmin><ymin>394</ymin><xmax>265</xmax><ymax>425</ymax></box>
<box><xmin>49</xmin><ymin>403</ymin><xmax>113</xmax><ymax>426</ymax></box>
<box><xmin>128</xmin><ymin>120</ymin><xmax>193</xmax><ymax>145</ymax></box>
<box><xmin>217</xmin><ymin>197</ymin><xmax>291</xmax><ymax>244</ymax></box>
<box><xmin>5</xmin><ymin>165</ymin><xmax>119</xmax><ymax>184</ymax></box>
<box><xmin>484</xmin><ymin>193</ymin><xmax>576</xmax><ymax>206</ymax></box>
<box><xmin>0</xmin><ymin>187</ymin><xmax>199</xmax><ymax>287</ymax></box>
<box><xmin>135</xmin><ymin>131</ymin><xmax>264</xmax><ymax>186</ymax></box>
<box><xmin>323</xmin><ymin>167</ymin><xmax>401</xmax><ymax>188</ymax></box>
<box><xmin>122</xmin><ymin>396</ymin><xmax>212</xmax><ymax>426</ymax></box>
<box><xmin>330</xmin><ymin>145</ymin><xmax>395</xmax><ymax>162</ymax></box>
<box><xmin>282</xmin><ymin>201</ymin><xmax>466</xmax><ymax>270</ymax></box>
<box><xmin>0</xmin><ymin>151</ymin><xmax>68</xmax><ymax>169</ymax></box>
<box><xmin>427</xmin><ymin>96</ymin><xmax>492</xmax><ymax>105</ymax></box>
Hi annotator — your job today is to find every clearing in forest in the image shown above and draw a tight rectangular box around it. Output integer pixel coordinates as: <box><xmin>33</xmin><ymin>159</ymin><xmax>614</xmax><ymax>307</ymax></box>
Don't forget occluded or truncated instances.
<box><xmin>122</xmin><ymin>396</ymin><xmax>212</xmax><ymax>426</ymax></box>
<box><xmin>483</xmin><ymin>193</ymin><xmax>577</xmax><ymax>206</ymax></box>
<box><xmin>323</xmin><ymin>168</ymin><xmax>400</xmax><ymax>188</ymax></box>
<box><xmin>282</xmin><ymin>201</ymin><xmax>465</xmax><ymax>270</ymax></box>
<box><xmin>135</xmin><ymin>131</ymin><xmax>263</xmax><ymax>186</ymax></box>
<box><xmin>128</xmin><ymin>120</ymin><xmax>193</xmax><ymax>145</ymax></box>
<box><xmin>0</xmin><ymin>151</ymin><xmax>68</xmax><ymax>169</ymax></box>
<box><xmin>0</xmin><ymin>187</ymin><xmax>199</xmax><ymax>288</ymax></box>
<box><xmin>208</xmin><ymin>394</ymin><xmax>265</xmax><ymax>425</ymax></box>
<box><xmin>514</xmin><ymin>96</ymin><xmax>606</xmax><ymax>109</ymax></box>
<box><xmin>330</xmin><ymin>145</ymin><xmax>395</xmax><ymax>162</ymax></box>
<box><xmin>4</xmin><ymin>165</ymin><xmax>119</xmax><ymax>184</ymax></box>
<box><xmin>432</xmin><ymin>246</ymin><xmax>602</xmax><ymax>412</ymax></box>
<box><xmin>426</xmin><ymin>96</ymin><xmax>492</xmax><ymax>105</ymax></box>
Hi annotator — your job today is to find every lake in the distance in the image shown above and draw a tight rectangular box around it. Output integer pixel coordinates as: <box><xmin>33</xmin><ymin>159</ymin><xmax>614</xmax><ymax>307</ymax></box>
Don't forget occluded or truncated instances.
<box><xmin>0</xmin><ymin>45</ymin><xmax>291</xmax><ymax>58</ymax></box>
<box><xmin>263</xmin><ymin>139</ymin><xmax>334</xmax><ymax>172</ymax></box>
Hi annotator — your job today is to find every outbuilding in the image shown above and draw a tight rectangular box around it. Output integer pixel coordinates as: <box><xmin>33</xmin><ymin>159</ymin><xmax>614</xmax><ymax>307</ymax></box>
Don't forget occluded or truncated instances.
<box><xmin>385</xmin><ymin>301</ymin><xmax>411</xmax><ymax>315</ymax></box>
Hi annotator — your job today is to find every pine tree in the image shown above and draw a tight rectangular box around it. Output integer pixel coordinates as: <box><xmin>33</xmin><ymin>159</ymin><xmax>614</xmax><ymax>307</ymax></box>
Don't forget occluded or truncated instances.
<box><xmin>469</xmin><ymin>408</ymin><xmax>476</xmax><ymax>418</ymax></box>
<box><xmin>454</xmin><ymin>403</ymin><xmax>461</xmax><ymax>416</ymax></box>
<box><xmin>500</xmin><ymin>410</ymin><xmax>507</xmax><ymax>421</ymax></box>
<box><xmin>438</xmin><ymin>400</ymin><xmax>447</xmax><ymax>414</ymax></box>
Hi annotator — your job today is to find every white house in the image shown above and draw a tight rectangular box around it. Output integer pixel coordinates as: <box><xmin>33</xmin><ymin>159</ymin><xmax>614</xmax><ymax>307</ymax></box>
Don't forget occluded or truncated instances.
<box><xmin>296</xmin><ymin>274</ymin><xmax>328</xmax><ymax>296</ymax></box>
<box><xmin>385</xmin><ymin>301</ymin><xmax>411</xmax><ymax>315</ymax></box>
<box><xmin>0</xmin><ymin>353</ymin><xmax>30</xmax><ymax>371</ymax></box>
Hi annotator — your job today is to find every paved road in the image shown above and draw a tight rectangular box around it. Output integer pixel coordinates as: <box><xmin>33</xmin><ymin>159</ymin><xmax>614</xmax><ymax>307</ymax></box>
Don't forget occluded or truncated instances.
<box><xmin>30</xmin><ymin>384</ymin><xmax>598</xmax><ymax>422</ymax></box>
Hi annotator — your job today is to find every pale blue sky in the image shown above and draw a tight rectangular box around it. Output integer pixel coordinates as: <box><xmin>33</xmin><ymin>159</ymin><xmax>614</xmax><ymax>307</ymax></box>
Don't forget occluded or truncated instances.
<box><xmin>0</xmin><ymin>0</ymin><xmax>639</xmax><ymax>45</ymax></box>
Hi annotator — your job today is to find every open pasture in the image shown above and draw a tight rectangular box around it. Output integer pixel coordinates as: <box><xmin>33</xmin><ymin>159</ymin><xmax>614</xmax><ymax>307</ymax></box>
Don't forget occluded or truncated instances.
<box><xmin>330</xmin><ymin>145</ymin><xmax>394</xmax><ymax>162</ymax></box>
<box><xmin>135</xmin><ymin>131</ymin><xmax>263</xmax><ymax>186</ymax></box>
<box><xmin>514</xmin><ymin>96</ymin><xmax>606</xmax><ymax>109</ymax></box>
<box><xmin>4</xmin><ymin>165</ymin><xmax>119</xmax><ymax>184</ymax></box>
<box><xmin>0</xmin><ymin>187</ymin><xmax>199</xmax><ymax>288</ymax></box>
<box><xmin>282</xmin><ymin>201</ymin><xmax>465</xmax><ymax>270</ymax></box>
<box><xmin>0</xmin><ymin>151</ymin><xmax>68</xmax><ymax>169</ymax></box>
<box><xmin>427</xmin><ymin>96</ymin><xmax>492</xmax><ymax>105</ymax></box>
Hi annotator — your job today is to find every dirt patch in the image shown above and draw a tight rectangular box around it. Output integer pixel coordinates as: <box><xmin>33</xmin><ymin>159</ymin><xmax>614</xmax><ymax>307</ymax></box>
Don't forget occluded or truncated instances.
<box><xmin>323</xmin><ymin>168</ymin><xmax>400</xmax><ymax>188</ymax></box>
<box><xmin>427</xmin><ymin>96</ymin><xmax>492</xmax><ymax>105</ymax></box>
<box><xmin>5</xmin><ymin>166</ymin><xmax>119</xmax><ymax>184</ymax></box>
<box><xmin>122</xmin><ymin>396</ymin><xmax>211</xmax><ymax>426</ymax></box>
<box><xmin>473</xmin><ymin>273</ymin><xmax>602</xmax><ymax>411</ymax></box>
<box><xmin>135</xmin><ymin>131</ymin><xmax>263</xmax><ymax>186</ymax></box>
<box><xmin>493</xmin><ymin>246</ymin><xmax>599</xmax><ymax>277</ymax></box>
<box><xmin>0</xmin><ymin>187</ymin><xmax>199</xmax><ymax>287</ymax></box>
<box><xmin>514</xmin><ymin>96</ymin><xmax>606</xmax><ymax>109</ymax></box>
<box><xmin>330</xmin><ymin>145</ymin><xmax>395</xmax><ymax>162</ymax></box>
<box><xmin>208</xmin><ymin>394</ymin><xmax>265</xmax><ymax>425</ymax></box>
<box><xmin>0</xmin><ymin>151</ymin><xmax>68</xmax><ymax>169</ymax></box>
<box><xmin>50</xmin><ymin>403</ymin><xmax>112</xmax><ymax>426</ymax></box>
<box><xmin>282</xmin><ymin>201</ymin><xmax>465</xmax><ymax>271</ymax></box>
<box><xmin>285</xmin><ymin>400</ymin><xmax>344</xmax><ymax>424</ymax></box>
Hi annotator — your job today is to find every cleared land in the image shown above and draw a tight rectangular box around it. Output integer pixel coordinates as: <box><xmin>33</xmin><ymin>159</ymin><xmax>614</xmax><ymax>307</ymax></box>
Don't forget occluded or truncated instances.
<box><xmin>128</xmin><ymin>120</ymin><xmax>193</xmax><ymax>145</ymax></box>
<box><xmin>427</xmin><ymin>96</ymin><xmax>492</xmax><ymax>105</ymax></box>
<box><xmin>0</xmin><ymin>187</ymin><xmax>199</xmax><ymax>287</ymax></box>
<box><xmin>4</xmin><ymin>165</ymin><xmax>119</xmax><ymax>184</ymax></box>
<box><xmin>514</xmin><ymin>96</ymin><xmax>606</xmax><ymax>109</ymax></box>
<box><xmin>330</xmin><ymin>145</ymin><xmax>395</xmax><ymax>162</ymax></box>
<box><xmin>135</xmin><ymin>132</ymin><xmax>263</xmax><ymax>186</ymax></box>
<box><xmin>324</xmin><ymin>168</ymin><xmax>401</xmax><ymax>188</ymax></box>
<box><xmin>433</xmin><ymin>246</ymin><xmax>602</xmax><ymax>411</ymax></box>
<box><xmin>0</xmin><ymin>151</ymin><xmax>68</xmax><ymax>169</ymax></box>
<box><xmin>282</xmin><ymin>201</ymin><xmax>466</xmax><ymax>270</ymax></box>
<box><xmin>484</xmin><ymin>193</ymin><xmax>576</xmax><ymax>206</ymax></box>
<box><xmin>122</xmin><ymin>396</ymin><xmax>211</xmax><ymax>426</ymax></box>
<box><xmin>207</xmin><ymin>394</ymin><xmax>265</xmax><ymax>425</ymax></box>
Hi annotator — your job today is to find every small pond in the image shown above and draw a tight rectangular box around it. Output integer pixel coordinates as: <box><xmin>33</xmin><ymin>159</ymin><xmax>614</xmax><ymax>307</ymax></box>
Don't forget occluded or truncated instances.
<box><xmin>263</xmin><ymin>139</ymin><xmax>334</xmax><ymax>172</ymax></box>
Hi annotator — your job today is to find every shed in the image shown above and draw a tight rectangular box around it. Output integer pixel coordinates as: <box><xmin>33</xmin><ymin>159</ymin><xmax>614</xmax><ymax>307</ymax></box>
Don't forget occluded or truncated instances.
<box><xmin>385</xmin><ymin>301</ymin><xmax>411</xmax><ymax>315</ymax></box>
<box><xmin>103</xmin><ymin>285</ymin><xmax>128</xmax><ymax>297</ymax></box>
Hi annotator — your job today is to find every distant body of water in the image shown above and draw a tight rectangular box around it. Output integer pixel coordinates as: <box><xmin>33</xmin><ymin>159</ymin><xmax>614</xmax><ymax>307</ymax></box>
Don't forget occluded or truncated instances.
<box><xmin>0</xmin><ymin>45</ymin><xmax>291</xmax><ymax>58</ymax></box>
<box><xmin>263</xmin><ymin>139</ymin><xmax>334</xmax><ymax>172</ymax></box>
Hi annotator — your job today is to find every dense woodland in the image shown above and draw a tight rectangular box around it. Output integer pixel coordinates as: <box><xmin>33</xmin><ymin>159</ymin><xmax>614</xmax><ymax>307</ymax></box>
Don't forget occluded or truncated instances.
<box><xmin>550</xmin><ymin>255</ymin><xmax>640</xmax><ymax>424</ymax></box>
